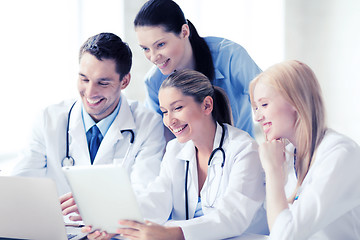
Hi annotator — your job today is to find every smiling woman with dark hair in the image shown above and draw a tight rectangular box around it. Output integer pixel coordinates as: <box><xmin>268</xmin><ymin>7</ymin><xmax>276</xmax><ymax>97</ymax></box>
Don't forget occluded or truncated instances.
<box><xmin>134</xmin><ymin>0</ymin><xmax>261</xmax><ymax>137</ymax></box>
<box><xmin>85</xmin><ymin>69</ymin><xmax>268</xmax><ymax>240</ymax></box>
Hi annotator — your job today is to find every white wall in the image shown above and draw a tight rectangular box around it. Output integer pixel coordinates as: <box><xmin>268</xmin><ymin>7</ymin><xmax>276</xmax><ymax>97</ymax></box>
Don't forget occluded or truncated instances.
<box><xmin>285</xmin><ymin>0</ymin><xmax>360</xmax><ymax>144</ymax></box>
<box><xmin>175</xmin><ymin>0</ymin><xmax>284</xmax><ymax>70</ymax></box>
<box><xmin>0</xmin><ymin>0</ymin><xmax>79</xmax><ymax>156</ymax></box>
<box><xmin>122</xmin><ymin>0</ymin><xmax>152</xmax><ymax>102</ymax></box>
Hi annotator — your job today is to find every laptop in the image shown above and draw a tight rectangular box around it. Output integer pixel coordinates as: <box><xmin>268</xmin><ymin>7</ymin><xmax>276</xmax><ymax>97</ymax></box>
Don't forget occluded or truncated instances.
<box><xmin>0</xmin><ymin>176</ymin><xmax>87</xmax><ymax>240</ymax></box>
<box><xmin>62</xmin><ymin>165</ymin><xmax>144</xmax><ymax>234</ymax></box>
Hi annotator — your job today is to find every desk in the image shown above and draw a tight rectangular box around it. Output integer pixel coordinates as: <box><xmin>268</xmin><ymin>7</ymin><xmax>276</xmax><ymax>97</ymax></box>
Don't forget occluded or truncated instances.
<box><xmin>111</xmin><ymin>233</ymin><xmax>269</xmax><ymax>240</ymax></box>
<box><xmin>227</xmin><ymin>233</ymin><xmax>269</xmax><ymax>240</ymax></box>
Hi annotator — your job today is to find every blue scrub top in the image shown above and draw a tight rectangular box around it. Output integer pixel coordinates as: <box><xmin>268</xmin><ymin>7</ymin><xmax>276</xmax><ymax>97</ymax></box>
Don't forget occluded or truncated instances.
<box><xmin>143</xmin><ymin>36</ymin><xmax>261</xmax><ymax>137</ymax></box>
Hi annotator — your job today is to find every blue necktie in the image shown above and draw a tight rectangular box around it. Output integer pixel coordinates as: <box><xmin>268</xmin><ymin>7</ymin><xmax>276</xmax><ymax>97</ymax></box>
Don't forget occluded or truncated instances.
<box><xmin>87</xmin><ymin>125</ymin><xmax>103</xmax><ymax>164</ymax></box>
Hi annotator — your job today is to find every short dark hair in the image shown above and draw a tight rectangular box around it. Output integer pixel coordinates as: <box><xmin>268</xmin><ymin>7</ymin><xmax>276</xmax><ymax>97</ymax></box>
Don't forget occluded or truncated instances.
<box><xmin>134</xmin><ymin>0</ymin><xmax>214</xmax><ymax>81</ymax></box>
<box><xmin>79</xmin><ymin>32</ymin><xmax>132</xmax><ymax>81</ymax></box>
<box><xmin>161</xmin><ymin>69</ymin><xmax>233</xmax><ymax>125</ymax></box>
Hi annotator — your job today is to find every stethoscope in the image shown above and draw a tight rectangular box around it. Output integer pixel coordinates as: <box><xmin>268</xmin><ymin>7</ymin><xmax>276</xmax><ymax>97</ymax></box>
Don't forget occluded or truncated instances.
<box><xmin>184</xmin><ymin>123</ymin><xmax>226</xmax><ymax>220</ymax></box>
<box><xmin>61</xmin><ymin>101</ymin><xmax>135</xmax><ymax>167</ymax></box>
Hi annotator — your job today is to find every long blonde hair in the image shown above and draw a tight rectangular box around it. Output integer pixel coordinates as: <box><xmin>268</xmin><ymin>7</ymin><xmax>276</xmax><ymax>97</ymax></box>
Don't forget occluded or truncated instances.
<box><xmin>249</xmin><ymin>60</ymin><xmax>327</xmax><ymax>202</ymax></box>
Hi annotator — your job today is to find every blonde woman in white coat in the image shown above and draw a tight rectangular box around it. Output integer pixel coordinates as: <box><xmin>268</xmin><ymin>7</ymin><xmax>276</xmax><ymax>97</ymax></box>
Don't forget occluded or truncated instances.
<box><xmin>250</xmin><ymin>60</ymin><xmax>360</xmax><ymax>239</ymax></box>
<box><xmin>85</xmin><ymin>69</ymin><xmax>267</xmax><ymax>240</ymax></box>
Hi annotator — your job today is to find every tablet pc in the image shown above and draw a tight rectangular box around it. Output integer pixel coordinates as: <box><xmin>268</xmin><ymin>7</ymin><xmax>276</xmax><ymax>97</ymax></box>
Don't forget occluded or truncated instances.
<box><xmin>62</xmin><ymin>165</ymin><xmax>143</xmax><ymax>233</ymax></box>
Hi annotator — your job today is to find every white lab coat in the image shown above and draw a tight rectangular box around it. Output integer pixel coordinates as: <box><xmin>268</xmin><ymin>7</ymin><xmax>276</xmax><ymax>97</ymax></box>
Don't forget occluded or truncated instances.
<box><xmin>12</xmin><ymin>96</ymin><xmax>166</xmax><ymax>196</ymax></box>
<box><xmin>138</xmin><ymin>123</ymin><xmax>267</xmax><ymax>240</ymax></box>
<box><xmin>270</xmin><ymin>129</ymin><xmax>360</xmax><ymax>240</ymax></box>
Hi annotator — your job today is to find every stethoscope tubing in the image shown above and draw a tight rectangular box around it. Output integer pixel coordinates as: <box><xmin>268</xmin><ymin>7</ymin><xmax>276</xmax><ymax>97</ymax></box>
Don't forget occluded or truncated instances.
<box><xmin>118</xmin><ymin>129</ymin><xmax>135</xmax><ymax>166</ymax></box>
<box><xmin>184</xmin><ymin>123</ymin><xmax>226</xmax><ymax>219</ymax></box>
<box><xmin>185</xmin><ymin>160</ymin><xmax>190</xmax><ymax>220</ymax></box>
<box><xmin>62</xmin><ymin>101</ymin><xmax>77</xmax><ymax>167</ymax></box>
<box><xmin>62</xmin><ymin>101</ymin><xmax>135</xmax><ymax>167</ymax></box>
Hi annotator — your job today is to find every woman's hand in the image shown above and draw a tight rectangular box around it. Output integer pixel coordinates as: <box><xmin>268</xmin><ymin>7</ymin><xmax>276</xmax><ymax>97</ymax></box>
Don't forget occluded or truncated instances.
<box><xmin>258</xmin><ymin>139</ymin><xmax>286</xmax><ymax>177</ymax></box>
<box><xmin>116</xmin><ymin>220</ymin><xmax>185</xmax><ymax>240</ymax></box>
<box><xmin>59</xmin><ymin>192</ymin><xmax>82</xmax><ymax>221</ymax></box>
<box><xmin>258</xmin><ymin>139</ymin><xmax>288</xmax><ymax>230</ymax></box>
<box><xmin>81</xmin><ymin>226</ymin><xmax>116</xmax><ymax>240</ymax></box>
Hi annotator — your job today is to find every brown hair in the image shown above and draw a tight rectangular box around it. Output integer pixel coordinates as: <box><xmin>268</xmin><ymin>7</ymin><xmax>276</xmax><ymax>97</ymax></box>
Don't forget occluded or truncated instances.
<box><xmin>161</xmin><ymin>69</ymin><xmax>233</xmax><ymax>125</ymax></box>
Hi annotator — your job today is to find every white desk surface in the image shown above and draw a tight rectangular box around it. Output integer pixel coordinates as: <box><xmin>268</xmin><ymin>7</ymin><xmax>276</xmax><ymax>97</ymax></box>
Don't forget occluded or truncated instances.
<box><xmin>227</xmin><ymin>233</ymin><xmax>269</xmax><ymax>240</ymax></box>
<box><xmin>111</xmin><ymin>233</ymin><xmax>269</xmax><ymax>240</ymax></box>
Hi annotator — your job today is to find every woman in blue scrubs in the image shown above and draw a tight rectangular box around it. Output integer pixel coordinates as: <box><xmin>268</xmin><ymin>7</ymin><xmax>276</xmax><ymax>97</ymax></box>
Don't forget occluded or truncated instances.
<box><xmin>134</xmin><ymin>0</ymin><xmax>261</xmax><ymax>137</ymax></box>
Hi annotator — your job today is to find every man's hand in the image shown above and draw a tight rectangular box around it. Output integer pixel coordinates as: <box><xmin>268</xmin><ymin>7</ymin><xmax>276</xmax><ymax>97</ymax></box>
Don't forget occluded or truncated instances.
<box><xmin>59</xmin><ymin>192</ymin><xmax>82</xmax><ymax>221</ymax></box>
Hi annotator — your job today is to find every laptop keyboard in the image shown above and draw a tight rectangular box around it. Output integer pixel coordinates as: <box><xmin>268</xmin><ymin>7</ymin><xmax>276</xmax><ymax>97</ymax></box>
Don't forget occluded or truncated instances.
<box><xmin>67</xmin><ymin>233</ymin><xmax>77</xmax><ymax>239</ymax></box>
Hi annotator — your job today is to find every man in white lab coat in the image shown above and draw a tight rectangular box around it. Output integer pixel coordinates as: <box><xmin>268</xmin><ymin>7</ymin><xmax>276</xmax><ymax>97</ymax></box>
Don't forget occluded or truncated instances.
<box><xmin>12</xmin><ymin>32</ymin><xmax>165</xmax><ymax>197</ymax></box>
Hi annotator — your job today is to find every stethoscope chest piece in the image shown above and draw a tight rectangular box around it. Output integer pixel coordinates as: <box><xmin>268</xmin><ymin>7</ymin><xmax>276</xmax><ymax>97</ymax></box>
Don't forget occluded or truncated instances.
<box><xmin>62</xmin><ymin>156</ymin><xmax>75</xmax><ymax>167</ymax></box>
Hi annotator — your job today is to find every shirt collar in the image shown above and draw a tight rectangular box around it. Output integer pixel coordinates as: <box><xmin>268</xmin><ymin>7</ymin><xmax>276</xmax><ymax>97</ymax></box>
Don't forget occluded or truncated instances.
<box><xmin>82</xmin><ymin>96</ymin><xmax>122</xmax><ymax>136</ymax></box>
<box><xmin>214</xmin><ymin>69</ymin><xmax>225</xmax><ymax>80</ymax></box>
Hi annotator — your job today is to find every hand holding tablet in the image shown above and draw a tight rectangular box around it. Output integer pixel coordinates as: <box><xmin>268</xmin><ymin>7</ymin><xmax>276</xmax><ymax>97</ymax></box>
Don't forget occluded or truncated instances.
<box><xmin>62</xmin><ymin>165</ymin><xmax>144</xmax><ymax>233</ymax></box>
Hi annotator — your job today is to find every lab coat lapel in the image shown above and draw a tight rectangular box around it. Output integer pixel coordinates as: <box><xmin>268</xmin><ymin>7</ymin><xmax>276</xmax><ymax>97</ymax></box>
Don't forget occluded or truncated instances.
<box><xmin>177</xmin><ymin>141</ymin><xmax>198</xmax><ymax>219</ymax></box>
<box><xmin>68</xmin><ymin>101</ymin><xmax>90</xmax><ymax>165</ymax></box>
<box><xmin>94</xmin><ymin>96</ymin><xmax>136</xmax><ymax>165</ymax></box>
